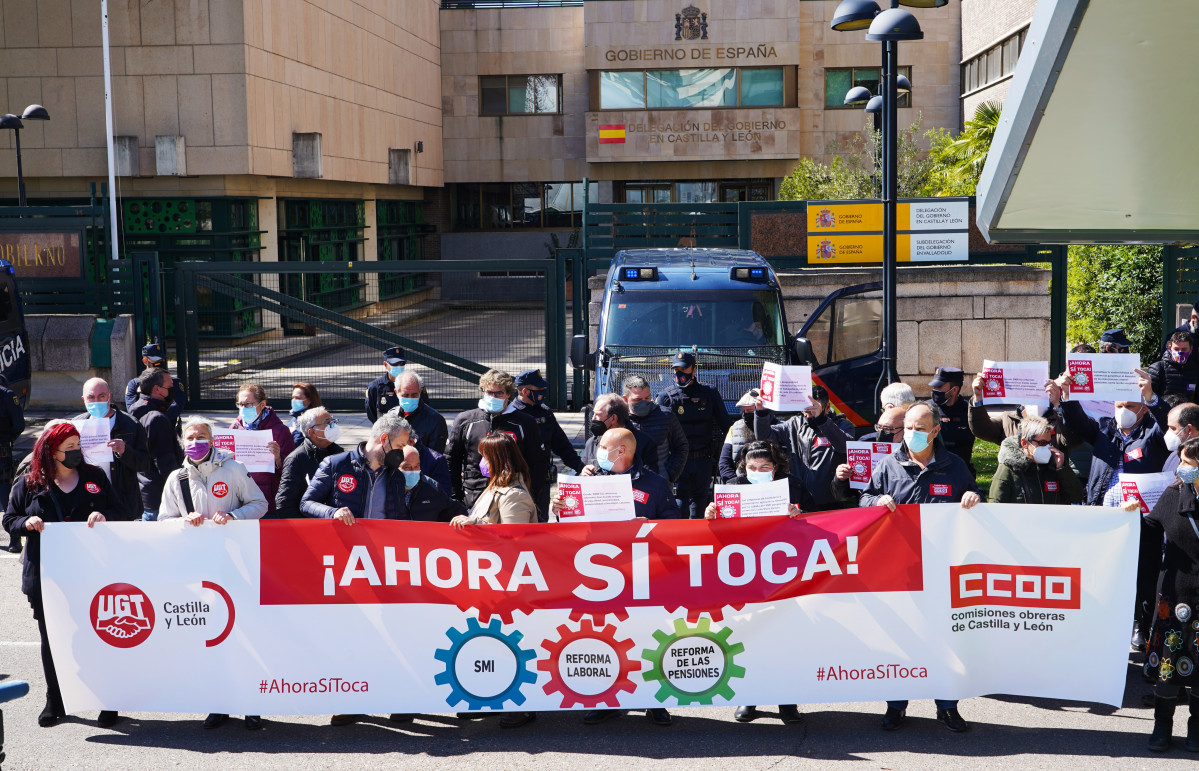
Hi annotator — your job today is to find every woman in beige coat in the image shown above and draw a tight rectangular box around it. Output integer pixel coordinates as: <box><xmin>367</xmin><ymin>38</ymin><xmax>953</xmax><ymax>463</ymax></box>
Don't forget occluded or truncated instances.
<box><xmin>451</xmin><ymin>433</ymin><xmax>537</xmax><ymax>527</ymax></box>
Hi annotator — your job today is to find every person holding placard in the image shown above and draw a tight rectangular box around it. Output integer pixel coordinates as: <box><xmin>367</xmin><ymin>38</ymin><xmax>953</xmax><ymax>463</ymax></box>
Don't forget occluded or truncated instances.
<box><xmin>230</xmin><ymin>383</ymin><xmax>294</xmax><ymax>517</ymax></box>
<box><xmin>831</xmin><ymin>407</ymin><xmax>908</xmax><ymax>507</ymax></box>
<box><xmin>130</xmin><ymin>368</ymin><xmax>184</xmax><ymax>521</ymax></box>
<box><xmin>988</xmin><ymin>417</ymin><xmax>1084</xmax><ymax>505</ymax></box>
<box><xmin>858</xmin><ymin>401</ymin><xmax>981</xmax><ymax>733</ymax></box>
<box><xmin>1148</xmin><ymin>330</ymin><xmax>1199</xmax><ymax>403</ymax></box>
<box><xmin>1139</xmin><ymin>436</ymin><xmax>1199</xmax><ymax>752</ymax></box>
<box><xmin>719</xmin><ymin>389</ymin><xmax>772</xmax><ymax>484</ymax></box>
<box><xmin>1058</xmin><ymin>368</ymin><xmax>1170</xmax><ymax>506</ymax></box>
<box><xmin>753</xmin><ymin>384</ymin><xmax>853</xmax><ymax>513</ymax></box>
<box><xmin>3</xmin><ymin>423</ymin><xmax>119</xmax><ymax>729</ymax></box>
<box><xmin>657</xmin><ymin>352</ymin><xmax>731</xmax><ymax>519</ymax></box>
<box><xmin>567</xmin><ymin>428</ymin><xmax>680</xmax><ymax>521</ymax></box>
<box><xmin>73</xmin><ymin>378</ymin><xmax>150</xmax><ymax>522</ymax></box>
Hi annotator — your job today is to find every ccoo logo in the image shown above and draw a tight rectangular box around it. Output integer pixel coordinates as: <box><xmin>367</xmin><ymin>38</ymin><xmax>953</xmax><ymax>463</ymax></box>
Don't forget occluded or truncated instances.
<box><xmin>90</xmin><ymin>583</ymin><xmax>155</xmax><ymax>648</ymax></box>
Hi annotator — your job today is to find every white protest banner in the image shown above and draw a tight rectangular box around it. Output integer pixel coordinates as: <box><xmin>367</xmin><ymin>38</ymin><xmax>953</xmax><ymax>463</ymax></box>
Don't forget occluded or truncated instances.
<box><xmin>711</xmin><ymin>478</ymin><xmax>790</xmax><ymax>518</ymax></box>
<box><xmin>71</xmin><ymin>419</ymin><xmax>113</xmax><ymax>464</ymax></box>
<box><xmin>846</xmin><ymin>441</ymin><xmax>901</xmax><ymax>490</ymax></box>
<box><xmin>759</xmin><ymin>363</ymin><xmax>812</xmax><ymax>411</ymax></box>
<box><xmin>212</xmin><ymin>429</ymin><xmax>274</xmax><ymax>473</ymax></box>
<box><xmin>42</xmin><ymin>504</ymin><xmax>1137</xmax><ymax>715</ymax></box>
<box><xmin>977</xmin><ymin>360</ymin><xmax>1050</xmax><ymax>408</ymax></box>
<box><xmin>555</xmin><ymin>473</ymin><xmax>635</xmax><ymax>522</ymax></box>
<box><xmin>1118</xmin><ymin>471</ymin><xmax>1176</xmax><ymax>514</ymax></box>
<box><xmin>1065</xmin><ymin>354</ymin><xmax>1142</xmax><ymax>402</ymax></box>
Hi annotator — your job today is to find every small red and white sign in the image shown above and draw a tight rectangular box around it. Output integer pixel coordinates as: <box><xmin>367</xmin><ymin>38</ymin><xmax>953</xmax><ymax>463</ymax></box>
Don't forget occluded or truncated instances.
<box><xmin>980</xmin><ymin>367</ymin><xmax>1006</xmax><ymax>399</ymax></box>
<box><xmin>714</xmin><ymin>491</ymin><xmax>741</xmax><ymax>519</ymax></box>
<box><xmin>846</xmin><ymin>442</ymin><xmax>900</xmax><ymax>490</ymax></box>
<box><xmin>211</xmin><ymin>481</ymin><xmax>229</xmax><ymax>498</ymax></box>
<box><xmin>930</xmin><ymin>483</ymin><xmax>952</xmax><ymax>497</ymax></box>
<box><xmin>1043</xmin><ymin>481</ymin><xmax>1059</xmax><ymax>493</ymax></box>
<box><xmin>814</xmin><ymin>436</ymin><xmax>831</xmax><ymax>448</ymax></box>
<box><xmin>337</xmin><ymin>475</ymin><xmax>357</xmax><ymax>494</ymax></box>
<box><xmin>85</xmin><ymin>482</ymin><xmax>101</xmax><ymax>494</ymax></box>
<box><xmin>632</xmin><ymin>489</ymin><xmax>649</xmax><ymax>505</ymax></box>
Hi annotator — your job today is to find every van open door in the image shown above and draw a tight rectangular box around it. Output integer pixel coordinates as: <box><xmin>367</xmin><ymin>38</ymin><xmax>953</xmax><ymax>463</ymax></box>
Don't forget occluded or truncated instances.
<box><xmin>0</xmin><ymin>261</ymin><xmax>30</xmax><ymax>408</ymax></box>
<box><xmin>791</xmin><ymin>282</ymin><xmax>883</xmax><ymax>430</ymax></box>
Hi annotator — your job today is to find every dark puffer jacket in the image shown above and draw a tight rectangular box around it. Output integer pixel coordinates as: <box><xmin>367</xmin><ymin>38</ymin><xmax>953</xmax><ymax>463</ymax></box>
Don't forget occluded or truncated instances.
<box><xmin>1147</xmin><ymin>348</ymin><xmax>1199</xmax><ymax>401</ymax></box>
<box><xmin>987</xmin><ymin>436</ymin><xmax>1085</xmax><ymax>505</ymax></box>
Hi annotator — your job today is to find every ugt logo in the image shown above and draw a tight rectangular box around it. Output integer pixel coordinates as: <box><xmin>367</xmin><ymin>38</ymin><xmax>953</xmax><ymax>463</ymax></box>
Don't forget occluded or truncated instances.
<box><xmin>90</xmin><ymin>583</ymin><xmax>155</xmax><ymax>648</ymax></box>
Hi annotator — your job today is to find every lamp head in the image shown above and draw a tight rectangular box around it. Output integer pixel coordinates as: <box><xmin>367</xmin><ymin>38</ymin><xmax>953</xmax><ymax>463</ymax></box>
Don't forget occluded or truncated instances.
<box><xmin>20</xmin><ymin>105</ymin><xmax>49</xmax><ymax>121</ymax></box>
<box><xmin>897</xmin><ymin>74</ymin><xmax>912</xmax><ymax>94</ymax></box>
<box><xmin>0</xmin><ymin>114</ymin><xmax>23</xmax><ymax>131</ymax></box>
<box><xmin>843</xmin><ymin>86</ymin><xmax>873</xmax><ymax>107</ymax></box>
<box><xmin>830</xmin><ymin>0</ymin><xmax>881</xmax><ymax>31</ymax></box>
<box><xmin>865</xmin><ymin>7</ymin><xmax>924</xmax><ymax>41</ymax></box>
<box><xmin>865</xmin><ymin>96</ymin><xmax>883</xmax><ymax>114</ymax></box>
<box><xmin>898</xmin><ymin>0</ymin><xmax>949</xmax><ymax>7</ymax></box>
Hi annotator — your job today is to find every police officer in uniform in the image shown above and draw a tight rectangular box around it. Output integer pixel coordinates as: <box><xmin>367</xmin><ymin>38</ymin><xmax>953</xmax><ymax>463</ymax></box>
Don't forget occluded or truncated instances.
<box><xmin>365</xmin><ymin>346</ymin><xmax>409</xmax><ymax>423</ymax></box>
<box><xmin>928</xmin><ymin>366</ymin><xmax>974</xmax><ymax>473</ymax></box>
<box><xmin>656</xmin><ymin>352</ymin><xmax>731</xmax><ymax>519</ymax></box>
<box><xmin>124</xmin><ymin>343</ymin><xmax>187</xmax><ymax>425</ymax></box>
<box><xmin>0</xmin><ymin>380</ymin><xmax>25</xmax><ymax>552</ymax></box>
<box><xmin>508</xmin><ymin>369</ymin><xmax>584</xmax><ymax>516</ymax></box>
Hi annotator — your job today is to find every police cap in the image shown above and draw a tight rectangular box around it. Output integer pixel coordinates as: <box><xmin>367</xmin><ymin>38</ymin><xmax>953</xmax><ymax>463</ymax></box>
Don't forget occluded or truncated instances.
<box><xmin>928</xmin><ymin>366</ymin><xmax>963</xmax><ymax>388</ymax></box>
<box><xmin>142</xmin><ymin>343</ymin><xmax>166</xmax><ymax>362</ymax></box>
<box><xmin>514</xmin><ymin>369</ymin><xmax>548</xmax><ymax>389</ymax></box>
<box><xmin>383</xmin><ymin>346</ymin><xmax>406</xmax><ymax>365</ymax></box>
<box><xmin>671</xmin><ymin>351</ymin><xmax>697</xmax><ymax>370</ymax></box>
<box><xmin>1099</xmin><ymin>328</ymin><xmax>1131</xmax><ymax>347</ymax></box>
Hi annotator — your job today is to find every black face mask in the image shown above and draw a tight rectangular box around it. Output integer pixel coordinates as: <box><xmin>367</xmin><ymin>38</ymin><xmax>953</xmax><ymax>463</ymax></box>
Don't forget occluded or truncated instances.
<box><xmin>929</xmin><ymin>389</ymin><xmax>950</xmax><ymax>405</ymax></box>
<box><xmin>61</xmin><ymin>449</ymin><xmax>84</xmax><ymax>469</ymax></box>
<box><xmin>876</xmin><ymin>429</ymin><xmax>896</xmax><ymax>443</ymax></box>
<box><xmin>589</xmin><ymin>419</ymin><xmax>609</xmax><ymax>438</ymax></box>
<box><xmin>383</xmin><ymin>438</ymin><xmax>404</xmax><ymax>470</ymax></box>
<box><xmin>742</xmin><ymin>413</ymin><xmax>754</xmax><ymax>426</ymax></box>
<box><xmin>674</xmin><ymin>372</ymin><xmax>694</xmax><ymax>388</ymax></box>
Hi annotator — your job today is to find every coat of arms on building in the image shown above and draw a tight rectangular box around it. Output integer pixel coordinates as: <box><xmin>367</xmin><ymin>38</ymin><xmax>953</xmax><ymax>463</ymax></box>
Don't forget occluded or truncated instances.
<box><xmin>675</xmin><ymin>4</ymin><xmax>709</xmax><ymax>41</ymax></box>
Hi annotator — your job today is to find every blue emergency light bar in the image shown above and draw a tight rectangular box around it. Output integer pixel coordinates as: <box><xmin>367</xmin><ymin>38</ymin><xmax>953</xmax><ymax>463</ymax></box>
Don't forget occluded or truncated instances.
<box><xmin>620</xmin><ymin>267</ymin><xmax>658</xmax><ymax>280</ymax></box>
<box><xmin>730</xmin><ymin>267</ymin><xmax>768</xmax><ymax>282</ymax></box>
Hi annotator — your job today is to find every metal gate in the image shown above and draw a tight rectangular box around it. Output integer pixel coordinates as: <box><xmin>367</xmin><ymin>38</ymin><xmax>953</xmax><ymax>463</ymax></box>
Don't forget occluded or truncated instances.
<box><xmin>172</xmin><ymin>259</ymin><xmax>568</xmax><ymax>413</ymax></box>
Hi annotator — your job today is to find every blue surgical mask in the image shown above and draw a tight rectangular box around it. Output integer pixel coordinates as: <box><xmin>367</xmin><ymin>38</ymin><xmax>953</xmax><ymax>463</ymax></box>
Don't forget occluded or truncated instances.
<box><xmin>239</xmin><ymin>405</ymin><xmax>260</xmax><ymax>424</ymax></box>
<box><xmin>389</xmin><ymin>365</ymin><xmax>405</xmax><ymax>377</ymax></box>
<box><xmin>85</xmin><ymin>401</ymin><xmax>109</xmax><ymax>419</ymax></box>
<box><xmin>480</xmin><ymin>395</ymin><xmax>506</xmax><ymax>413</ymax></box>
<box><xmin>1178</xmin><ymin>466</ymin><xmax>1199</xmax><ymax>485</ymax></box>
<box><xmin>596</xmin><ymin>447</ymin><xmax>615</xmax><ymax>472</ymax></box>
<box><xmin>402</xmin><ymin>469</ymin><xmax>421</xmax><ymax>489</ymax></box>
<box><xmin>400</xmin><ymin>396</ymin><xmax>420</xmax><ymax>413</ymax></box>
<box><xmin>290</xmin><ymin>399</ymin><xmax>306</xmax><ymax>414</ymax></box>
<box><xmin>746</xmin><ymin>470</ymin><xmax>773</xmax><ymax>484</ymax></box>
<box><xmin>904</xmin><ymin>428</ymin><xmax>931</xmax><ymax>454</ymax></box>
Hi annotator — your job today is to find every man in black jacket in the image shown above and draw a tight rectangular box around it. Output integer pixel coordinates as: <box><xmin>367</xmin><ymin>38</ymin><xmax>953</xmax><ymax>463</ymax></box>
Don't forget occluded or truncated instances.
<box><xmin>753</xmin><ymin>384</ymin><xmax>854</xmax><ymax>512</ymax></box>
<box><xmin>446</xmin><ymin>369</ymin><xmax>546</xmax><ymax>511</ymax></box>
<box><xmin>386</xmin><ymin>371</ymin><xmax>448</xmax><ymax>453</ymax></box>
<box><xmin>1147</xmin><ymin>330</ymin><xmax>1199</xmax><ymax>402</ymax></box>
<box><xmin>656</xmin><ymin>352</ymin><xmax>731</xmax><ymax>519</ymax></box>
<box><xmin>509</xmin><ymin>368</ymin><xmax>584</xmax><ymax>515</ymax></box>
<box><xmin>275</xmin><ymin>407</ymin><xmax>344</xmax><ymax>517</ymax></box>
<box><xmin>581</xmin><ymin>393</ymin><xmax>659</xmax><ymax>475</ymax></box>
<box><xmin>74</xmin><ymin>377</ymin><xmax>151</xmax><ymax>521</ymax></box>
<box><xmin>624</xmin><ymin>375</ymin><xmax>688</xmax><ymax>483</ymax></box>
<box><xmin>123</xmin><ymin>343</ymin><xmax>187</xmax><ymax>425</ymax></box>
<box><xmin>129</xmin><ymin>368</ymin><xmax>184</xmax><ymax>521</ymax></box>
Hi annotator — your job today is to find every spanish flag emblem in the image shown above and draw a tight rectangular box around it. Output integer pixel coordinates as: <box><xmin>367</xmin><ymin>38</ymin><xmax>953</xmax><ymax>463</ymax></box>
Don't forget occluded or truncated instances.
<box><xmin>598</xmin><ymin>124</ymin><xmax>626</xmax><ymax>144</ymax></box>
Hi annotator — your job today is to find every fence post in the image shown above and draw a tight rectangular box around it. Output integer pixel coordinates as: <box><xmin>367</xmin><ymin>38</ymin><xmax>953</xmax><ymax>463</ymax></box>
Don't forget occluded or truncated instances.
<box><xmin>547</xmin><ymin>251</ymin><xmax>567</xmax><ymax>411</ymax></box>
<box><xmin>1162</xmin><ymin>244</ymin><xmax>1179</xmax><ymax>344</ymax></box>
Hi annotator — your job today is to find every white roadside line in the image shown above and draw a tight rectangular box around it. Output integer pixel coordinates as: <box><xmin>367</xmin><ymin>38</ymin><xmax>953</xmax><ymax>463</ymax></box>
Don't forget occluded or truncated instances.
<box><xmin>0</xmin><ymin>554</ymin><xmax>21</xmax><ymax>559</ymax></box>
<box><xmin>0</xmin><ymin>642</ymin><xmax>39</xmax><ymax>646</ymax></box>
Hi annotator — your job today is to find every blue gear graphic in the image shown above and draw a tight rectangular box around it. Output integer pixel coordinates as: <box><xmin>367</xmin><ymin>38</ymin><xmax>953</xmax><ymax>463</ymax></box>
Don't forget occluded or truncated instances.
<box><xmin>433</xmin><ymin>616</ymin><xmax>537</xmax><ymax>710</ymax></box>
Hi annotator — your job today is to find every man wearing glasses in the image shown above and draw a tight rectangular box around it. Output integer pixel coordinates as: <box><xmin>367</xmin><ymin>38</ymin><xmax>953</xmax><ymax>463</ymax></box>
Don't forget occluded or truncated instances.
<box><xmin>275</xmin><ymin>407</ymin><xmax>344</xmax><ymax>518</ymax></box>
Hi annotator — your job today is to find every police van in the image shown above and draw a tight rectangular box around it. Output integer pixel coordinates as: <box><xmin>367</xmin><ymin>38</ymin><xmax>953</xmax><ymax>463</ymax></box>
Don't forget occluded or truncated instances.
<box><xmin>0</xmin><ymin>260</ymin><xmax>30</xmax><ymax>408</ymax></box>
<box><xmin>570</xmin><ymin>248</ymin><xmax>885</xmax><ymax>427</ymax></box>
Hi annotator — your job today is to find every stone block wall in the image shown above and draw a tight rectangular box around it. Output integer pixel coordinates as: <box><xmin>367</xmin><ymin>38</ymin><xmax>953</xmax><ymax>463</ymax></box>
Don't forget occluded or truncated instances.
<box><xmin>24</xmin><ymin>314</ymin><xmax>138</xmax><ymax>409</ymax></box>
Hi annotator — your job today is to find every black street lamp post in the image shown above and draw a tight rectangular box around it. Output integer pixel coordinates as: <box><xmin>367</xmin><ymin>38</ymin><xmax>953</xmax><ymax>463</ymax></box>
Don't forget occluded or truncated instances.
<box><xmin>831</xmin><ymin>0</ymin><xmax>945</xmax><ymax>403</ymax></box>
<box><xmin>0</xmin><ymin>104</ymin><xmax>51</xmax><ymax>208</ymax></box>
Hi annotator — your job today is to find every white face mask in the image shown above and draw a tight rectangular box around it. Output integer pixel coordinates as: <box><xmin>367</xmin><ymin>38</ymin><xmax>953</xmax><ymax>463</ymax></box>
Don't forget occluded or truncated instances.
<box><xmin>1115</xmin><ymin>406</ymin><xmax>1139</xmax><ymax>430</ymax></box>
<box><xmin>1166</xmin><ymin>428</ymin><xmax>1184</xmax><ymax>453</ymax></box>
<box><xmin>1031</xmin><ymin>444</ymin><xmax>1053</xmax><ymax>465</ymax></box>
<box><xmin>318</xmin><ymin>422</ymin><xmax>341</xmax><ymax>444</ymax></box>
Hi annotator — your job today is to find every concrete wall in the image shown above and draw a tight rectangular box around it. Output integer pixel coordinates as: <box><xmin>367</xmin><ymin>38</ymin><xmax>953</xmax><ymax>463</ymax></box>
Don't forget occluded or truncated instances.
<box><xmin>25</xmin><ymin>313</ymin><xmax>138</xmax><ymax>409</ymax></box>
<box><xmin>588</xmin><ymin>265</ymin><xmax>1050</xmax><ymax>398</ymax></box>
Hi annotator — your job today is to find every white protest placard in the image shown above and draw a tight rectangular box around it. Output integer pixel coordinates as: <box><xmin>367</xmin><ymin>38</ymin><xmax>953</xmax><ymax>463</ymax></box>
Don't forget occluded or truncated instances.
<box><xmin>711</xmin><ymin>478</ymin><xmax>791</xmax><ymax>518</ymax></box>
<box><xmin>759</xmin><ymin>363</ymin><xmax>812</xmax><ymax>411</ymax></box>
<box><xmin>977</xmin><ymin>360</ymin><xmax>1050</xmax><ymax>408</ymax></box>
<box><xmin>1080</xmin><ymin>400</ymin><xmax>1115</xmax><ymax>421</ymax></box>
<box><xmin>1118</xmin><ymin>471</ymin><xmax>1176</xmax><ymax>514</ymax></box>
<box><xmin>1066</xmin><ymin>354</ymin><xmax>1142</xmax><ymax>402</ymax></box>
<box><xmin>212</xmin><ymin>429</ymin><xmax>275</xmax><ymax>474</ymax></box>
<box><xmin>72</xmin><ymin>419</ymin><xmax>113</xmax><ymax>464</ymax></box>
<box><xmin>845</xmin><ymin>441</ymin><xmax>900</xmax><ymax>490</ymax></box>
<box><xmin>555</xmin><ymin>473</ymin><xmax>636</xmax><ymax>522</ymax></box>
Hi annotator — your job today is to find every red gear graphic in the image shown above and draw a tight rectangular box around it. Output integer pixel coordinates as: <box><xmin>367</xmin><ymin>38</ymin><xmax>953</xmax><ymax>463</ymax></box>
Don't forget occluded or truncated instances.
<box><xmin>665</xmin><ymin>603</ymin><xmax>747</xmax><ymax>623</ymax></box>
<box><xmin>455</xmin><ymin>601</ymin><xmax>523</xmax><ymax>626</ymax></box>
<box><xmin>538</xmin><ymin>619</ymin><xmax>641</xmax><ymax>709</ymax></box>
<box><xmin>568</xmin><ymin>607</ymin><xmax>630</xmax><ymax>626</ymax></box>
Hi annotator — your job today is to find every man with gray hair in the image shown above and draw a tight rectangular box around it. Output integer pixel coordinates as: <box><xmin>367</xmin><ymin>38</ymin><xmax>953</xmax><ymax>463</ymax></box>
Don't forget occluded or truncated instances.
<box><xmin>388</xmin><ymin>371</ymin><xmax>448</xmax><ymax>453</ymax></box>
<box><xmin>302</xmin><ymin>412</ymin><xmax>412</xmax><ymax>522</ymax></box>
<box><xmin>276</xmin><ymin>407</ymin><xmax>345</xmax><ymax>517</ymax></box>
<box><xmin>623</xmin><ymin>375</ymin><xmax>688</xmax><ymax>483</ymax></box>
<box><xmin>879</xmin><ymin>382</ymin><xmax>915</xmax><ymax>411</ymax></box>
<box><xmin>73</xmin><ymin>377</ymin><xmax>151</xmax><ymax>521</ymax></box>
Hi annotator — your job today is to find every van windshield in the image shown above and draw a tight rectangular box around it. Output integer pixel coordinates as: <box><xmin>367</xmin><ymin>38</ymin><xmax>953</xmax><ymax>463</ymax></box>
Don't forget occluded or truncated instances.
<box><xmin>603</xmin><ymin>289</ymin><xmax>785</xmax><ymax>349</ymax></box>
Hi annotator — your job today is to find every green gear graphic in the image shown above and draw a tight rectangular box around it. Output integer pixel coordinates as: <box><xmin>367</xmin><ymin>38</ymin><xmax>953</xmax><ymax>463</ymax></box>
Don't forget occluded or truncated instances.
<box><xmin>641</xmin><ymin>617</ymin><xmax>746</xmax><ymax>706</ymax></box>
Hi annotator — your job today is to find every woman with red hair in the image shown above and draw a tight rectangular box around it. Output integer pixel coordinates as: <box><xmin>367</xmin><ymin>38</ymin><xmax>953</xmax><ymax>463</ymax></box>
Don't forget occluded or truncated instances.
<box><xmin>3</xmin><ymin>423</ymin><xmax>118</xmax><ymax>728</ymax></box>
